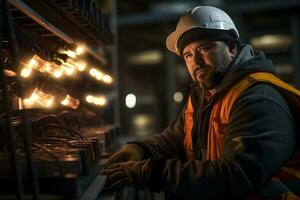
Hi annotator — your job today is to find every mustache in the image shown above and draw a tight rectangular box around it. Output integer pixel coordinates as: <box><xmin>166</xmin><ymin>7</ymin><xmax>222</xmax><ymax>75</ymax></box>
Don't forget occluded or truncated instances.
<box><xmin>192</xmin><ymin>64</ymin><xmax>209</xmax><ymax>77</ymax></box>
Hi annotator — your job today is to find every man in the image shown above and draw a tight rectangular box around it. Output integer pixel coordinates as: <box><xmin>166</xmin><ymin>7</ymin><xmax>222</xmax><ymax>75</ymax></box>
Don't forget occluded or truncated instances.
<box><xmin>102</xmin><ymin>6</ymin><xmax>300</xmax><ymax>199</ymax></box>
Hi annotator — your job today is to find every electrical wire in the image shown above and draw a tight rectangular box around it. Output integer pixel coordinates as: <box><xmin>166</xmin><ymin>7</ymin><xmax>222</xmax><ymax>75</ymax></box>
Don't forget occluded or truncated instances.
<box><xmin>37</xmin><ymin>123</ymin><xmax>85</xmax><ymax>140</ymax></box>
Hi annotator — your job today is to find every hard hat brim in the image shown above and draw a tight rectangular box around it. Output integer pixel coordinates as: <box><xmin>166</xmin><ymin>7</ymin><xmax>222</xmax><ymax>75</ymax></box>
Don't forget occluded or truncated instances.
<box><xmin>166</xmin><ymin>27</ymin><xmax>239</xmax><ymax>56</ymax></box>
<box><xmin>166</xmin><ymin>26</ymin><xmax>203</xmax><ymax>56</ymax></box>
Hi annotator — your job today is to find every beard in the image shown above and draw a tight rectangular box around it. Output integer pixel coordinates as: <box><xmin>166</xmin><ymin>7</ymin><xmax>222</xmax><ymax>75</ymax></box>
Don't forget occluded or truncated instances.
<box><xmin>194</xmin><ymin>62</ymin><xmax>228</xmax><ymax>91</ymax></box>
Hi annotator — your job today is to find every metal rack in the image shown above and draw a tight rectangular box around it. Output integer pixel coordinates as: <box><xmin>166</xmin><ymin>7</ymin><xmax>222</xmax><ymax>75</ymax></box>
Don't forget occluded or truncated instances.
<box><xmin>0</xmin><ymin>0</ymin><xmax>118</xmax><ymax>199</ymax></box>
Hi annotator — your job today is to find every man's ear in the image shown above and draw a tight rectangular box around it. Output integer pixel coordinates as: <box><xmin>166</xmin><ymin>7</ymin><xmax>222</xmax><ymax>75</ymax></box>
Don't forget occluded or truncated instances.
<box><xmin>227</xmin><ymin>42</ymin><xmax>237</xmax><ymax>58</ymax></box>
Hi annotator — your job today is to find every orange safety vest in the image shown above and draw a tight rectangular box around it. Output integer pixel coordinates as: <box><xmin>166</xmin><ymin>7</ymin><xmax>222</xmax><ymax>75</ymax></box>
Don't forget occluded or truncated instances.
<box><xmin>184</xmin><ymin>72</ymin><xmax>300</xmax><ymax>199</ymax></box>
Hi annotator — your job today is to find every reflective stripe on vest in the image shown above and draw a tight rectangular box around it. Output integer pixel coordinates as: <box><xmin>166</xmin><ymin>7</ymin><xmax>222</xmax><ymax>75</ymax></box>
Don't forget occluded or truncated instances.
<box><xmin>184</xmin><ymin>96</ymin><xmax>194</xmax><ymax>159</ymax></box>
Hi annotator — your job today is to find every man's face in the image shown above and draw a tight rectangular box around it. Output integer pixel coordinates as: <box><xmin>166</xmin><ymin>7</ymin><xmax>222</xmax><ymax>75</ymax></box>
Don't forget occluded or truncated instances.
<box><xmin>182</xmin><ymin>40</ymin><xmax>237</xmax><ymax>90</ymax></box>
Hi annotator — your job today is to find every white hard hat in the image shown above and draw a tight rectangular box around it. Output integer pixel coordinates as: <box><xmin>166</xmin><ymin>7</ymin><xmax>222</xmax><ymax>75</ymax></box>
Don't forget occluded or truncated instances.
<box><xmin>166</xmin><ymin>6</ymin><xmax>239</xmax><ymax>55</ymax></box>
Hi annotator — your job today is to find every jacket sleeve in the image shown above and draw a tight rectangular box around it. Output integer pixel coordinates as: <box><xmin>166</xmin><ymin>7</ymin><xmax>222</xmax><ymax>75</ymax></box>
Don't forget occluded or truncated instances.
<box><xmin>147</xmin><ymin>84</ymin><xmax>296</xmax><ymax>199</ymax></box>
<box><xmin>131</xmin><ymin>107</ymin><xmax>186</xmax><ymax>160</ymax></box>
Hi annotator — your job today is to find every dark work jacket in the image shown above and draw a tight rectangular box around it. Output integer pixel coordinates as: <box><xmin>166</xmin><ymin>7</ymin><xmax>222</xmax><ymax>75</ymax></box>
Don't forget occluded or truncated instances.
<box><xmin>132</xmin><ymin>44</ymin><xmax>296</xmax><ymax>199</ymax></box>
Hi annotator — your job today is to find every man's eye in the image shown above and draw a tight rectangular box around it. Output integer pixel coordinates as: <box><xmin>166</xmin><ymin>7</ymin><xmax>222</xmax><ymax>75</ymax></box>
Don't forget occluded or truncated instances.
<box><xmin>197</xmin><ymin>46</ymin><xmax>209</xmax><ymax>52</ymax></box>
<box><xmin>184</xmin><ymin>53</ymin><xmax>192</xmax><ymax>59</ymax></box>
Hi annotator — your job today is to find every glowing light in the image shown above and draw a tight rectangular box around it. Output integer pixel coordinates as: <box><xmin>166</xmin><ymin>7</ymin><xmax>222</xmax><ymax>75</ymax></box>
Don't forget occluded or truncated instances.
<box><xmin>62</xmin><ymin>63</ymin><xmax>75</xmax><ymax>75</ymax></box>
<box><xmin>85</xmin><ymin>95</ymin><xmax>94</xmax><ymax>103</ymax></box>
<box><xmin>46</xmin><ymin>99</ymin><xmax>53</xmax><ymax>107</ymax></box>
<box><xmin>88</xmin><ymin>68</ymin><xmax>113</xmax><ymax>84</ymax></box>
<box><xmin>89</xmin><ymin>68</ymin><xmax>98</xmax><ymax>76</ymax></box>
<box><xmin>67</xmin><ymin>59</ymin><xmax>87</xmax><ymax>72</ymax></box>
<box><xmin>85</xmin><ymin>95</ymin><xmax>107</xmax><ymax>106</ymax></box>
<box><xmin>76</xmin><ymin>62</ymin><xmax>86</xmax><ymax>71</ymax></box>
<box><xmin>97</xmin><ymin>69</ymin><xmax>104</xmax><ymax>77</ymax></box>
<box><xmin>89</xmin><ymin>68</ymin><xmax>104</xmax><ymax>80</ymax></box>
<box><xmin>102</xmin><ymin>75</ymin><xmax>113</xmax><ymax>84</ymax></box>
<box><xmin>37</xmin><ymin>62</ymin><xmax>49</xmax><ymax>73</ymax></box>
<box><xmin>133</xmin><ymin>114</ymin><xmax>154</xmax><ymax>136</ymax></box>
<box><xmin>29</xmin><ymin>55</ymin><xmax>46</xmax><ymax>69</ymax></box>
<box><xmin>20</xmin><ymin>54</ymin><xmax>45</xmax><ymax>77</ymax></box>
<box><xmin>20</xmin><ymin>67</ymin><xmax>32</xmax><ymax>78</ymax></box>
<box><xmin>53</xmin><ymin>69</ymin><xmax>63</xmax><ymax>78</ymax></box>
<box><xmin>28</xmin><ymin>58</ymin><xmax>38</xmax><ymax>68</ymax></box>
<box><xmin>23</xmin><ymin>98</ymin><xmax>34</xmax><ymax>108</ymax></box>
<box><xmin>128</xmin><ymin>50</ymin><xmax>162</xmax><ymax>65</ymax></box>
<box><xmin>61</xmin><ymin>99</ymin><xmax>68</xmax><ymax>105</ymax></box>
<box><xmin>250</xmin><ymin>34</ymin><xmax>292</xmax><ymax>52</ymax></box>
<box><xmin>76</xmin><ymin>46</ymin><xmax>84</xmax><ymax>55</ymax></box>
<box><xmin>29</xmin><ymin>88</ymin><xmax>54</xmax><ymax>107</ymax></box>
<box><xmin>21</xmin><ymin>55</ymin><xmax>66</xmax><ymax>78</ymax></box>
<box><xmin>173</xmin><ymin>92</ymin><xmax>183</xmax><ymax>102</ymax></box>
<box><xmin>36</xmin><ymin>62</ymin><xmax>64</xmax><ymax>78</ymax></box>
<box><xmin>125</xmin><ymin>93</ymin><xmax>136</xmax><ymax>108</ymax></box>
<box><xmin>134</xmin><ymin>114</ymin><xmax>151</xmax><ymax>127</ymax></box>
<box><xmin>42</xmin><ymin>62</ymin><xmax>51</xmax><ymax>73</ymax></box>
<box><xmin>45</xmin><ymin>63</ymin><xmax>63</xmax><ymax>78</ymax></box>
<box><xmin>66</xmin><ymin>50</ymin><xmax>77</xmax><ymax>58</ymax></box>
<box><xmin>93</xmin><ymin>96</ymin><xmax>107</xmax><ymax>106</ymax></box>
<box><xmin>96</xmin><ymin>72</ymin><xmax>104</xmax><ymax>80</ymax></box>
<box><xmin>4</xmin><ymin>69</ymin><xmax>17</xmax><ymax>77</ymax></box>
<box><xmin>61</xmin><ymin>94</ymin><xmax>80</xmax><ymax>109</ymax></box>
<box><xmin>99</xmin><ymin>97</ymin><xmax>107</xmax><ymax>106</ymax></box>
<box><xmin>31</xmin><ymin>92</ymin><xmax>39</xmax><ymax>101</ymax></box>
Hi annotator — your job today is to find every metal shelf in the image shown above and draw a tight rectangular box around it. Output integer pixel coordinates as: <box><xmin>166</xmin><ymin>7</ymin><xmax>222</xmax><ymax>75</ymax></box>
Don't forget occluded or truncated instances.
<box><xmin>8</xmin><ymin>0</ymin><xmax>110</xmax><ymax>65</ymax></box>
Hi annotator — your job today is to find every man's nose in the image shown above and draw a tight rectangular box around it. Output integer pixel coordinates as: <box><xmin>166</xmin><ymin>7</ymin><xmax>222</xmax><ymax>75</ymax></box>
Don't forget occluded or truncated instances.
<box><xmin>192</xmin><ymin>52</ymin><xmax>204</xmax><ymax>66</ymax></box>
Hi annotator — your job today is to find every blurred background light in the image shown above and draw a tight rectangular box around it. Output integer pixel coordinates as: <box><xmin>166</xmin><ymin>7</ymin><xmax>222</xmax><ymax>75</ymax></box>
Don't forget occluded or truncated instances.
<box><xmin>173</xmin><ymin>91</ymin><xmax>183</xmax><ymax>103</ymax></box>
<box><xmin>125</xmin><ymin>93</ymin><xmax>136</xmax><ymax>108</ymax></box>
<box><xmin>250</xmin><ymin>34</ymin><xmax>293</xmax><ymax>52</ymax></box>
<box><xmin>128</xmin><ymin>50</ymin><xmax>162</xmax><ymax>65</ymax></box>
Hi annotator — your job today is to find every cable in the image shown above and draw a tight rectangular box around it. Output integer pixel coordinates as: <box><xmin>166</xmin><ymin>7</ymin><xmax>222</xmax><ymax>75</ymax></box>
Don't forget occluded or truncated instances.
<box><xmin>37</xmin><ymin>123</ymin><xmax>85</xmax><ymax>140</ymax></box>
<box><xmin>31</xmin><ymin>143</ymin><xmax>64</xmax><ymax>176</ymax></box>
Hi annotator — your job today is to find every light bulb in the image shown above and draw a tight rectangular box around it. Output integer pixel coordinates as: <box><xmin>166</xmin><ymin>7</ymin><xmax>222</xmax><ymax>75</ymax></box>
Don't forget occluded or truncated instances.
<box><xmin>62</xmin><ymin>63</ymin><xmax>75</xmax><ymax>75</ymax></box>
<box><xmin>29</xmin><ymin>55</ymin><xmax>46</xmax><ymax>69</ymax></box>
<box><xmin>76</xmin><ymin>46</ymin><xmax>84</xmax><ymax>55</ymax></box>
<box><xmin>66</xmin><ymin>50</ymin><xmax>76</xmax><ymax>58</ymax></box>
<box><xmin>47</xmin><ymin>63</ymin><xmax>63</xmax><ymax>78</ymax></box>
<box><xmin>61</xmin><ymin>94</ymin><xmax>80</xmax><ymax>109</ymax></box>
<box><xmin>53</xmin><ymin>69</ymin><xmax>63</xmax><ymax>78</ymax></box>
<box><xmin>92</xmin><ymin>96</ymin><xmax>107</xmax><ymax>106</ymax></box>
<box><xmin>28</xmin><ymin>58</ymin><xmax>38</xmax><ymax>68</ymax></box>
<box><xmin>22</xmin><ymin>98</ymin><xmax>34</xmax><ymax>108</ymax></box>
<box><xmin>20</xmin><ymin>54</ymin><xmax>46</xmax><ymax>78</ymax></box>
<box><xmin>98</xmin><ymin>97</ymin><xmax>107</xmax><ymax>106</ymax></box>
<box><xmin>85</xmin><ymin>95</ymin><xmax>94</xmax><ymax>103</ymax></box>
<box><xmin>102</xmin><ymin>74</ymin><xmax>113</xmax><ymax>84</ymax></box>
<box><xmin>20</xmin><ymin>67</ymin><xmax>32</xmax><ymax>78</ymax></box>
<box><xmin>85</xmin><ymin>95</ymin><xmax>107</xmax><ymax>107</ymax></box>
<box><xmin>29</xmin><ymin>88</ymin><xmax>54</xmax><ymax>107</ymax></box>
<box><xmin>38</xmin><ymin>62</ymin><xmax>50</xmax><ymax>73</ymax></box>
<box><xmin>89</xmin><ymin>68</ymin><xmax>98</xmax><ymax>77</ymax></box>
<box><xmin>96</xmin><ymin>72</ymin><xmax>104</xmax><ymax>80</ymax></box>
<box><xmin>76</xmin><ymin>62</ymin><xmax>86</xmax><ymax>71</ymax></box>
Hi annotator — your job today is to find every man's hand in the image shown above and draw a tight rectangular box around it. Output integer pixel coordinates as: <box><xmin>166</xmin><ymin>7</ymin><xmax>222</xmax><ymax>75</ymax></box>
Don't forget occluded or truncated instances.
<box><xmin>102</xmin><ymin>144</ymin><xmax>143</xmax><ymax>169</ymax></box>
<box><xmin>102</xmin><ymin>159</ymin><xmax>152</xmax><ymax>190</ymax></box>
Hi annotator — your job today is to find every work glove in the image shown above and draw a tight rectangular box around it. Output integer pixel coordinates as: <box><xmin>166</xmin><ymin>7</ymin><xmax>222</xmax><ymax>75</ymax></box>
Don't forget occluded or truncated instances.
<box><xmin>102</xmin><ymin>144</ymin><xmax>143</xmax><ymax>169</ymax></box>
<box><xmin>102</xmin><ymin>159</ymin><xmax>152</xmax><ymax>190</ymax></box>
